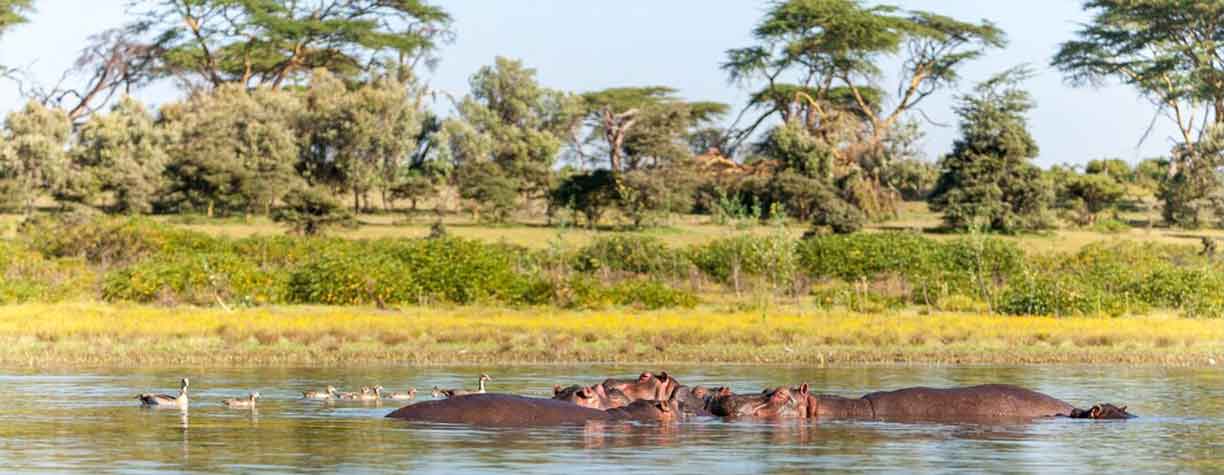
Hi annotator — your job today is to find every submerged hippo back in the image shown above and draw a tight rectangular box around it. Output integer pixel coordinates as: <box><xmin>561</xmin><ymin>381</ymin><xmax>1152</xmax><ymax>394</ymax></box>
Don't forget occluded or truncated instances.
<box><xmin>863</xmin><ymin>384</ymin><xmax>1075</xmax><ymax>420</ymax></box>
<box><xmin>386</xmin><ymin>394</ymin><xmax>613</xmax><ymax>426</ymax></box>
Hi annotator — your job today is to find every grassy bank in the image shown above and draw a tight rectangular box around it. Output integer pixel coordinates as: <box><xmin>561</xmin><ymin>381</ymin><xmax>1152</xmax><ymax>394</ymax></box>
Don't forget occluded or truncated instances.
<box><xmin>1</xmin><ymin>303</ymin><xmax>1221</xmax><ymax>367</ymax></box>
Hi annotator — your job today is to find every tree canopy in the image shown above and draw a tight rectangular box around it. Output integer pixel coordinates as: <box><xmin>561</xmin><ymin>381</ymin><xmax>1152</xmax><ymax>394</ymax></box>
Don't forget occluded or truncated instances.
<box><xmin>127</xmin><ymin>0</ymin><xmax>453</xmax><ymax>88</ymax></box>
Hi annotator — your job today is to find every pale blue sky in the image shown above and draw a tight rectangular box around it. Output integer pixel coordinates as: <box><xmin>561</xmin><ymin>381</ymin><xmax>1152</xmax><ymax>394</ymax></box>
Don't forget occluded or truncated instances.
<box><xmin>0</xmin><ymin>0</ymin><xmax>1178</xmax><ymax>167</ymax></box>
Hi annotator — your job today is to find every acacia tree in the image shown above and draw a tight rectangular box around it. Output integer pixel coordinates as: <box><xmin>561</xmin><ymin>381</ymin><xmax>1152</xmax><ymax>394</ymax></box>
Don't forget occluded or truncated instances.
<box><xmin>1053</xmin><ymin>1</ymin><xmax>1224</xmax><ymax>226</ymax></box>
<box><xmin>724</xmin><ymin>0</ymin><xmax>1003</xmax><ymax>150</ymax></box>
<box><xmin>0</xmin><ymin>101</ymin><xmax>71</xmax><ymax>215</ymax></box>
<box><xmin>0</xmin><ymin>0</ymin><xmax>31</xmax><ymax>78</ymax></box>
<box><xmin>67</xmin><ymin>97</ymin><xmax>167</xmax><ymax>213</ymax></box>
<box><xmin>159</xmin><ymin>85</ymin><xmax>301</xmax><ymax>216</ymax></box>
<box><xmin>723</xmin><ymin>0</ymin><xmax>1003</xmax><ymax>217</ymax></box>
<box><xmin>0</xmin><ymin>0</ymin><xmax>30</xmax><ymax>40</ymax></box>
<box><xmin>578</xmin><ymin>86</ymin><xmax>726</xmax><ymax>174</ymax></box>
<box><xmin>127</xmin><ymin>0</ymin><xmax>452</xmax><ymax>88</ymax></box>
<box><xmin>929</xmin><ymin>68</ymin><xmax>1049</xmax><ymax>233</ymax></box>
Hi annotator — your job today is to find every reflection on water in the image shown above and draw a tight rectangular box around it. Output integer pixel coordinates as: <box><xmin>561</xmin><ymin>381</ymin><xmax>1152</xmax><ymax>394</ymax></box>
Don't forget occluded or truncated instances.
<box><xmin>0</xmin><ymin>366</ymin><xmax>1220</xmax><ymax>473</ymax></box>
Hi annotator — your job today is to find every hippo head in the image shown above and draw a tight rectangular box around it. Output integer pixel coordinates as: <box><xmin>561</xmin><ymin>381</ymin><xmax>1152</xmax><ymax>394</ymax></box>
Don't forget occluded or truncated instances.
<box><xmin>553</xmin><ymin>384</ymin><xmax>630</xmax><ymax>410</ymax></box>
<box><xmin>602</xmin><ymin>371</ymin><xmax>681</xmax><ymax>403</ymax></box>
<box><xmin>1070</xmin><ymin>404</ymin><xmax>1134</xmax><ymax>419</ymax></box>
<box><xmin>709</xmin><ymin>385</ymin><xmax>808</xmax><ymax>419</ymax></box>
<box><xmin>614</xmin><ymin>382</ymin><xmax>684</xmax><ymax>422</ymax></box>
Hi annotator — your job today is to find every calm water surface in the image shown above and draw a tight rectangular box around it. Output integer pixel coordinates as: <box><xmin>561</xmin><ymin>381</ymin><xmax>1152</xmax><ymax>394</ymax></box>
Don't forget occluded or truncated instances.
<box><xmin>0</xmin><ymin>365</ymin><xmax>1221</xmax><ymax>474</ymax></box>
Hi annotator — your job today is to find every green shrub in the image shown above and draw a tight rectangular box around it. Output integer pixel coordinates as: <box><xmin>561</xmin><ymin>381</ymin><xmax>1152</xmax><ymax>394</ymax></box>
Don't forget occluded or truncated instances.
<box><xmin>23</xmin><ymin>216</ymin><xmax>223</xmax><ymax>265</ymax></box>
<box><xmin>103</xmin><ymin>252</ymin><xmax>280</xmax><ymax>305</ymax></box>
<box><xmin>690</xmin><ymin>234</ymin><xmax>798</xmax><ymax>286</ymax></box>
<box><xmin>380</xmin><ymin>238</ymin><xmax>526</xmax><ymax>304</ymax></box>
<box><xmin>607</xmin><ymin>279</ymin><xmax>698</xmax><ymax>310</ymax></box>
<box><xmin>574</xmin><ymin>235</ymin><xmax>689</xmax><ymax>276</ymax></box>
<box><xmin>285</xmin><ymin>251</ymin><xmax>416</xmax><ymax>306</ymax></box>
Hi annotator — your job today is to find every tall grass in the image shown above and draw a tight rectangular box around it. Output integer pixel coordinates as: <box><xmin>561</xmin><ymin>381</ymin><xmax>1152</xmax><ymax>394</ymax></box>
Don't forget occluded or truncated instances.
<box><xmin>1</xmin><ymin>303</ymin><xmax>1220</xmax><ymax>366</ymax></box>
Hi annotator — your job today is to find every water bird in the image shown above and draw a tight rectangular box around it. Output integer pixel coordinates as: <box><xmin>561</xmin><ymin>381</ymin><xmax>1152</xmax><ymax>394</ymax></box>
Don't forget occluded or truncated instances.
<box><xmin>386</xmin><ymin>388</ymin><xmax>417</xmax><ymax>400</ymax></box>
<box><xmin>336</xmin><ymin>386</ymin><xmax>372</xmax><ymax>400</ymax></box>
<box><xmin>355</xmin><ymin>385</ymin><xmax>384</xmax><ymax>401</ymax></box>
<box><xmin>434</xmin><ymin>374</ymin><xmax>491</xmax><ymax>398</ymax></box>
<box><xmin>137</xmin><ymin>377</ymin><xmax>190</xmax><ymax>407</ymax></box>
<box><xmin>302</xmin><ymin>385</ymin><xmax>339</xmax><ymax>400</ymax></box>
<box><xmin>222</xmin><ymin>392</ymin><xmax>260</xmax><ymax>408</ymax></box>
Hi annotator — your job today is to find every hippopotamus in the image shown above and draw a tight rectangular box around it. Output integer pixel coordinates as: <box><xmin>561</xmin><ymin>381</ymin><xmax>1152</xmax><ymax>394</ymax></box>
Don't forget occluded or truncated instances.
<box><xmin>552</xmin><ymin>384</ymin><xmax>632</xmax><ymax>410</ymax></box>
<box><xmin>386</xmin><ymin>392</ymin><xmax>682</xmax><ymax>426</ymax></box>
<box><xmin>600</xmin><ymin>371</ymin><xmax>680</xmax><ymax>403</ymax></box>
<box><xmin>802</xmin><ymin>384</ymin><xmax>1134</xmax><ymax>421</ymax></box>
<box><xmin>706</xmin><ymin>386</ymin><xmax>808</xmax><ymax>419</ymax></box>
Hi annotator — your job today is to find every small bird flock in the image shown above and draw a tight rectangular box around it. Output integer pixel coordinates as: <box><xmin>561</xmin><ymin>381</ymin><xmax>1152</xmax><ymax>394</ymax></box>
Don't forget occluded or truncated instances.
<box><xmin>135</xmin><ymin>374</ymin><xmax>492</xmax><ymax>409</ymax></box>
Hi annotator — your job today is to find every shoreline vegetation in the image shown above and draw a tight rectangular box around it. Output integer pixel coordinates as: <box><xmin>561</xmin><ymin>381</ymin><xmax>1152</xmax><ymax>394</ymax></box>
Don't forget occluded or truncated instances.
<box><xmin>1</xmin><ymin>304</ymin><xmax>1221</xmax><ymax>367</ymax></box>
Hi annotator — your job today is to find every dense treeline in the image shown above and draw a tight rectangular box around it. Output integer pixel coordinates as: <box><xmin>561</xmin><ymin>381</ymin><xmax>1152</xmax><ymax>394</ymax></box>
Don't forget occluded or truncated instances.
<box><xmin>2</xmin><ymin>0</ymin><xmax>1222</xmax><ymax>235</ymax></box>
<box><xmin>4</xmin><ymin>216</ymin><xmax>1224</xmax><ymax>317</ymax></box>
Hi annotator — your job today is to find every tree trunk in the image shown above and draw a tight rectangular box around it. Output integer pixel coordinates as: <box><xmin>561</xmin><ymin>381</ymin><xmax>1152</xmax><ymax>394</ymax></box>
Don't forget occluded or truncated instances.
<box><xmin>207</xmin><ymin>200</ymin><xmax>215</xmax><ymax>219</ymax></box>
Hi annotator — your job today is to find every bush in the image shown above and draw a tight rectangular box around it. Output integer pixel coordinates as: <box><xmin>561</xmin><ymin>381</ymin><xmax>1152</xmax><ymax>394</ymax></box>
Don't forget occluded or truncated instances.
<box><xmin>103</xmin><ymin>252</ymin><xmax>281</xmax><ymax>306</ymax></box>
<box><xmin>574</xmin><ymin>235</ymin><xmax>689</xmax><ymax>277</ymax></box>
<box><xmin>273</xmin><ymin>187</ymin><xmax>355</xmax><ymax>235</ymax></box>
<box><xmin>22</xmin><ymin>215</ymin><xmax>222</xmax><ymax>265</ymax></box>
<box><xmin>689</xmin><ymin>234</ymin><xmax>798</xmax><ymax>288</ymax></box>
<box><xmin>379</xmin><ymin>238</ymin><xmax>527</xmax><ymax>304</ymax></box>
<box><xmin>286</xmin><ymin>251</ymin><xmax>416</xmax><ymax>306</ymax></box>
<box><xmin>607</xmin><ymin>279</ymin><xmax>698</xmax><ymax>310</ymax></box>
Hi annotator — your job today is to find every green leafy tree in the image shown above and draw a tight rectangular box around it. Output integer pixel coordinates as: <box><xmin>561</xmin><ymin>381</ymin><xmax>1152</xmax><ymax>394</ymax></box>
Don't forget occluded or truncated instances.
<box><xmin>618</xmin><ymin>166</ymin><xmax>697</xmax><ymax>228</ymax></box>
<box><xmin>446</xmin><ymin>57</ymin><xmax>580</xmax><ymax>199</ymax></box>
<box><xmin>159</xmin><ymin>85</ymin><xmax>302</xmax><ymax>216</ymax></box>
<box><xmin>297</xmin><ymin>69</ymin><xmax>426</xmax><ymax>212</ymax></box>
<box><xmin>929</xmin><ymin>68</ymin><xmax>1050</xmax><ymax>232</ymax></box>
<box><xmin>0</xmin><ymin>0</ymin><xmax>30</xmax><ymax>33</ymax></box>
<box><xmin>0</xmin><ymin>101</ymin><xmax>71</xmax><ymax>215</ymax></box>
<box><xmin>454</xmin><ymin>160</ymin><xmax>519</xmax><ymax>222</ymax></box>
<box><xmin>551</xmin><ymin>170</ymin><xmax>619</xmax><ymax>229</ymax></box>
<box><xmin>0</xmin><ymin>0</ymin><xmax>31</xmax><ymax>74</ymax></box>
<box><xmin>579</xmin><ymin>86</ymin><xmax>726</xmax><ymax>174</ymax></box>
<box><xmin>1058</xmin><ymin>173</ymin><xmax>1127</xmax><ymax>225</ymax></box>
<box><xmin>127</xmin><ymin>0</ymin><xmax>452</xmax><ymax>88</ymax></box>
<box><xmin>273</xmin><ymin>186</ymin><xmax>355</xmax><ymax>236</ymax></box>
<box><xmin>68</xmin><ymin>97</ymin><xmax>167</xmax><ymax>214</ymax></box>
<box><xmin>724</xmin><ymin>0</ymin><xmax>1004</xmax><ymax>165</ymax></box>
<box><xmin>1054</xmin><ymin>1</ymin><xmax>1224</xmax><ymax>224</ymax></box>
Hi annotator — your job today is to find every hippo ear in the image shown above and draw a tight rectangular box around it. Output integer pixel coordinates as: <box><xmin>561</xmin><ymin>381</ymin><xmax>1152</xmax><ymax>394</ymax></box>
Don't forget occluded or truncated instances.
<box><xmin>577</xmin><ymin>387</ymin><xmax>593</xmax><ymax>399</ymax></box>
<box><xmin>638</xmin><ymin>372</ymin><xmax>653</xmax><ymax>382</ymax></box>
<box><xmin>657</xmin><ymin>371</ymin><xmax>671</xmax><ymax>383</ymax></box>
<box><xmin>1090</xmin><ymin>406</ymin><xmax>1101</xmax><ymax>418</ymax></box>
<box><xmin>798</xmin><ymin>383</ymin><xmax>810</xmax><ymax>396</ymax></box>
<box><xmin>553</xmin><ymin>385</ymin><xmax>562</xmax><ymax>396</ymax></box>
<box><xmin>718</xmin><ymin>387</ymin><xmax>733</xmax><ymax>397</ymax></box>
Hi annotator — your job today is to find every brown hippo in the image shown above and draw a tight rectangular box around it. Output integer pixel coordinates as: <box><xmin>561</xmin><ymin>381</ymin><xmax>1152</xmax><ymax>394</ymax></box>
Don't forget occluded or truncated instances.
<box><xmin>552</xmin><ymin>384</ymin><xmax>632</xmax><ymax>410</ymax></box>
<box><xmin>386</xmin><ymin>391</ymin><xmax>682</xmax><ymax>426</ymax></box>
<box><xmin>600</xmin><ymin>371</ymin><xmax>680</xmax><ymax>403</ymax></box>
<box><xmin>803</xmin><ymin>384</ymin><xmax>1134</xmax><ymax>421</ymax></box>
<box><xmin>707</xmin><ymin>386</ymin><xmax>807</xmax><ymax>419</ymax></box>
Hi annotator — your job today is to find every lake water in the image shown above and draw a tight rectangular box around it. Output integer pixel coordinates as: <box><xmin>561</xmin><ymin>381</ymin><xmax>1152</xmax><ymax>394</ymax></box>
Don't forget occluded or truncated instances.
<box><xmin>0</xmin><ymin>365</ymin><xmax>1220</xmax><ymax>474</ymax></box>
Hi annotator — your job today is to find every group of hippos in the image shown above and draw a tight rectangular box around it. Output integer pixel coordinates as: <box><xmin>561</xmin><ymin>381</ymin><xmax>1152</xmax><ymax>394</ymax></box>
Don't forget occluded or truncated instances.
<box><xmin>386</xmin><ymin>371</ymin><xmax>1135</xmax><ymax>426</ymax></box>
